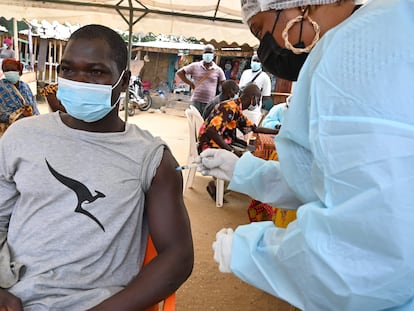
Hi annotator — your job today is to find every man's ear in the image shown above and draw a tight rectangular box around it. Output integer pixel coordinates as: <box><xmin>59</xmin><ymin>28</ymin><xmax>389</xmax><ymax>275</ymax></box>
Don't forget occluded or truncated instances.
<box><xmin>121</xmin><ymin>70</ymin><xmax>131</xmax><ymax>91</ymax></box>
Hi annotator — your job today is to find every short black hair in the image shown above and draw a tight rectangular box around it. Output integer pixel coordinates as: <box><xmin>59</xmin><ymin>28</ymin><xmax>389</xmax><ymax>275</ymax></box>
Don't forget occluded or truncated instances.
<box><xmin>240</xmin><ymin>82</ymin><xmax>260</xmax><ymax>98</ymax></box>
<box><xmin>222</xmin><ymin>80</ymin><xmax>239</xmax><ymax>92</ymax></box>
<box><xmin>69</xmin><ymin>24</ymin><xmax>127</xmax><ymax>73</ymax></box>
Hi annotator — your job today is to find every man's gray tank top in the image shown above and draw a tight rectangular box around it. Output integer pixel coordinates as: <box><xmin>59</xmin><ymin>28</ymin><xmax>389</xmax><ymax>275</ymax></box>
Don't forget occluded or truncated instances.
<box><xmin>0</xmin><ymin>112</ymin><xmax>166</xmax><ymax>310</ymax></box>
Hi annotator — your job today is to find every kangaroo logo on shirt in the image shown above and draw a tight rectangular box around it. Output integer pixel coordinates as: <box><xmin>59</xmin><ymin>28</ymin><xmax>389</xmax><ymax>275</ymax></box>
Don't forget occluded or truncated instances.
<box><xmin>45</xmin><ymin>159</ymin><xmax>106</xmax><ymax>232</ymax></box>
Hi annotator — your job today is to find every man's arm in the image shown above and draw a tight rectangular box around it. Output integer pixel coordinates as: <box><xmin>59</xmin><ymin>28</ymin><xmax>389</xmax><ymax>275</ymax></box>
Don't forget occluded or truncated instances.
<box><xmin>261</xmin><ymin>73</ymin><xmax>272</xmax><ymax>98</ymax></box>
<box><xmin>205</xmin><ymin>127</ymin><xmax>234</xmax><ymax>152</ymax></box>
<box><xmin>0</xmin><ymin>228</ymin><xmax>24</xmax><ymax>311</ymax></box>
<box><xmin>217</xmin><ymin>67</ymin><xmax>226</xmax><ymax>85</ymax></box>
<box><xmin>253</xmin><ymin>125</ymin><xmax>279</xmax><ymax>135</ymax></box>
<box><xmin>0</xmin><ymin>141</ymin><xmax>24</xmax><ymax>310</ymax></box>
<box><xmin>238</xmin><ymin>71</ymin><xmax>248</xmax><ymax>88</ymax></box>
<box><xmin>176</xmin><ymin>68</ymin><xmax>195</xmax><ymax>90</ymax></box>
<box><xmin>89</xmin><ymin>149</ymin><xmax>194</xmax><ymax>310</ymax></box>
<box><xmin>46</xmin><ymin>94</ymin><xmax>66</xmax><ymax>112</ymax></box>
<box><xmin>0</xmin><ymin>289</ymin><xmax>23</xmax><ymax>311</ymax></box>
<box><xmin>250</xmin><ymin>124</ymin><xmax>279</xmax><ymax>135</ymax></box>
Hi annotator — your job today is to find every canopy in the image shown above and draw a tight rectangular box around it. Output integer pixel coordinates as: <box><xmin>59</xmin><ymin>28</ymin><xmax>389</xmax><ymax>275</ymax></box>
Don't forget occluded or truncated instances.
<box><xmin>0</xmin><ymin>0</ymin><xmax>258</xmax><ymax>46</ymax></box>
<box><xmin>0</xmin><ymin>17</ymin><xmax>29</xmax><ymax>35</ymax></box>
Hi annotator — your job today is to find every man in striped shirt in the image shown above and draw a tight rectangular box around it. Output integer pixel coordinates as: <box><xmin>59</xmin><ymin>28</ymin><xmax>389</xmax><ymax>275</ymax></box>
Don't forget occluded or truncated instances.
<box><xmin>176</xmin><ymin>44</ymin><xmax>226</xmax><ymax>116</ymax></box>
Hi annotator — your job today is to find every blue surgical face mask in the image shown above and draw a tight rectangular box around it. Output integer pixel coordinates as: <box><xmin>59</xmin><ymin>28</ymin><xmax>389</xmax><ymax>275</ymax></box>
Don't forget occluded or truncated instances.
<box><xmin>4</xmin><ymin>71</ymin><xmax>20</xmax><ymax>84</ymax></box>
<box><xmin>202</xmin><ymin>53</ymin><xmax>214</xmax><ymax>63</ymax></box>
<box><xmin>57</xmin><ymin>71</ymin><xmax>125</xmax><ymax>122</ymax></box>
<box><xmin>250</xmin><ymin>61</ymin><xmax>262</xmax><ymax>72</ymax></box>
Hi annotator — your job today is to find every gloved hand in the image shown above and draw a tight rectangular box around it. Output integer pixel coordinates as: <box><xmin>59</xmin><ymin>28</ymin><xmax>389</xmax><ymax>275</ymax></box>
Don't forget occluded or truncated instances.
<box><xmin>195</xmin><ymin>149</ymin><xmax>239</xmax><ymax>181</ymax></box>
<box><xmin>212</xmin><ymin>228</ymin><xmax>234</xmax><ymax>273</ymax></box>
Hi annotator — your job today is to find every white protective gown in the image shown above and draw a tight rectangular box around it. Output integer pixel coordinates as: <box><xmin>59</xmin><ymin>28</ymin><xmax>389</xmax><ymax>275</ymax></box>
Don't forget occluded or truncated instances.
<box><xmin>228</xmin><ymin>0</ymin><xmax>414</xmax><ymax>310</ymax></box>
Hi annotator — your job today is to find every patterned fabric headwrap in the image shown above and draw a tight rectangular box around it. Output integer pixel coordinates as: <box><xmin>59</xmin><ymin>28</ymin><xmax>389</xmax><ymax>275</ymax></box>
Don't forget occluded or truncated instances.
<box><xmin>1</xmin><ymin>58</ymin><xmax>23</xmax><ymax>73</ymax></box>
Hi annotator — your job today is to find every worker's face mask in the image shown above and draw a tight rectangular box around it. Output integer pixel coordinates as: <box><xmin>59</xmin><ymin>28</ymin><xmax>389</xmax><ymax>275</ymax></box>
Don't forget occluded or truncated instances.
<box><xmin>57</xmin><ymin>70</ymin><xmax>125</xmax><ymax>122</ymax></box>
<box><xmin>250</xmin><ymin>61</ymin><xmax>262</xmax><ymax>72</ymax></box>
<box><xmin>202</xmin><ymin>53</ymin><xmax>214</xmax><ymax>63</ymax></box>
<box><xmin>257</xmin><ymin>10</ymin><xmax>310</xmax><ymax>81</ymax></box>
<box><xmin>247</xmin><ymin>97</ymin><xmax>259</xmax><ymax>111</ymax></box>
<box><xmin>4</xmin><ymin>71</ymin><xmax>20</xmax><ymax>84</ymax></box>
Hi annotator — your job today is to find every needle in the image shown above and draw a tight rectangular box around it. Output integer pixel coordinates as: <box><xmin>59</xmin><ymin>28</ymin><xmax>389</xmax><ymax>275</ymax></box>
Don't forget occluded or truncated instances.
<box><xmin>175</xmin><ymin>164</ymin><xmax>198</xmax><ymax>171</ymax></box>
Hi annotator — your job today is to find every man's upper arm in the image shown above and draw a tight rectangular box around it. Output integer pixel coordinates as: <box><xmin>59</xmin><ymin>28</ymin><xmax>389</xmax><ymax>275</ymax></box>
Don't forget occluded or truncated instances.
<box><xmin>0</xmin><ymin>148</ymin><xmax>17</xmax><ymax>232</ymax></box>
<box><xmin>218</xmin><ymin>67</ymin><xmax>226</xmax><ymax>82</ymax></box>
<box><xmin>238</xmin><ymin>72</ymin><xmax>248</xmax><ymax>88</ymax></box>
<box><xmin>144</xmin><ymin>149</ymin><xmax>192</xmax><ymax>255</ymax></box>
<box><xmin>261</xmin><ymin>75</ymin><xmax>272</xmax><ymax>97</ymax></box>
<box><xmin>181</xmin><ymin>62</ymin><xmax>195</xmax><ymax>76</ymax></box>
<box><xmin>176</xmin><ymin>68</ymin><xmax>186</xmax><ymax>79</ymax></box>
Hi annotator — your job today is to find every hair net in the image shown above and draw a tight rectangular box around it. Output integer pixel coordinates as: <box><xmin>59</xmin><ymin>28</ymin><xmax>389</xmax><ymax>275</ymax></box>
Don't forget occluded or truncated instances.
<box><xmin>241</xmin><ymin>0</ymin><xmax>340</xmax><ymax>23</ymax></box>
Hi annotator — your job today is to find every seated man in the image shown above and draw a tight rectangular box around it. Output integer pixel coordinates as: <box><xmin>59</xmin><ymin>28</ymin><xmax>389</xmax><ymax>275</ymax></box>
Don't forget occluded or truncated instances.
<box><xmin>198</xmin><ymin>83</ymin><xmax>277</xmax><ymax>200</ymax></box>
<box><xmin>0</xmin><ymin>24</ymin><xmax>193</xmax><ymax>310</ymax></box>
<box><xmin>261</xmin><ymin>95</ymin><xmax>291</xmax><ymax>130</ymax></box>
<box><xmin>238</xmin><ymin>53</ymin><xmax>272</xmax><ymax>125</ymax></box>
<box><xmin>202</xmin><ymin>80</ymin><xmax>239</xmax><ymax>120</ymax></box>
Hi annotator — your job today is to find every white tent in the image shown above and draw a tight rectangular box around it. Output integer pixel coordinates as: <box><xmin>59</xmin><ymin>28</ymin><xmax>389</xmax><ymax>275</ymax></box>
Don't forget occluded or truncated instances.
<box><xmin>0</xmin><ymin>0</ymin><xmax>258</xmax><ymax>46</ymax></box>
<box><xmin>1</xmin><ymin>0</ymin><xmax>259</xmax><ymax>120</ymax></box>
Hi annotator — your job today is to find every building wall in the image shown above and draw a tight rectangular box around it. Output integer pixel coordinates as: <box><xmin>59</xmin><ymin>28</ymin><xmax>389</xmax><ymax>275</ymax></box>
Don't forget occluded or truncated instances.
<box><xmin>139</xmin><ymin>52</ymin><xmax>171</xmax><ymax>92</ymax></box>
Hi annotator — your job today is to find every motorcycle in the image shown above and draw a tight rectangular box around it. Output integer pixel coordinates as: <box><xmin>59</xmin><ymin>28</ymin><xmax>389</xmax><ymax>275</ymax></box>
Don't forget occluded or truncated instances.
<box><xmin>120</xmin><ymin>76</ymin><xmax>152</xmax><ymax>116</ymax></box>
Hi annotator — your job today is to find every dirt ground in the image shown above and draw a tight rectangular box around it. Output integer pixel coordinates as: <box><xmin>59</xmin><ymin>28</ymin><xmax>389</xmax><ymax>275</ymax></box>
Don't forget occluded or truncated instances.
<box><xmin>37</xmin><ymin>103</ymin><xmax>295</xmax><ymax>311</ymax></box>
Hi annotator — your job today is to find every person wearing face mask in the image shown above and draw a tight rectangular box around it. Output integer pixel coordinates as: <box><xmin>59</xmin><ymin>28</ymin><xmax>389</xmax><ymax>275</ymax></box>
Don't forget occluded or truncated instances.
<box><xmin>198</xmin><ymin>83</ymin><xmax>278</xmax><ymax>155</ymax></box>
<box><xmin>196</xmin><ymin>0</ymin><xmax>414</xmax><ymax>310</ymax></box>
<box><xmin>0</xmin><ymin>38</ymin><xmax>15</xmax><ymax>60</ymax></box>
<box><xmin>202</xmin><ymin>79</ymin><xmax>240</xmax><ymax>120</ymax></box>
<box><xmin>176</xmin><ymin>44</ymin><xmax>226</xmax><ymax>116</ymax></box>
<box><xmin>0</xmin><ymin>24</ymin><xmax>194</xmax><ymax>310</ymax></box>
<box><xmin>238</xmin><ymin>53</ymin><xmax>272</xmax><ymax>125</ymax></box>
<box><xmin>0</xmin><ymin>58</ymin><xmax>39</xmax><ymax>136</ymax></box>
<box><xmin>261</xmin><ymin>94</ymin><xmax>291</xmax><ymax>130</ymax></box>
<box><xmin>198</xmin><ymin>83</ymin><xmax>278</xmax><ymax>201</ymax></box>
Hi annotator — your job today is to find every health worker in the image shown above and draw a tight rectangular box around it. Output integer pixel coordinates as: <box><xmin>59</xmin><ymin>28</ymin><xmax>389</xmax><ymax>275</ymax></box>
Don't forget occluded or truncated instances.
<box><xmin>196</xmin><ymin>0</ymin><xmax>414</xmax><ymax>310</ymax></box>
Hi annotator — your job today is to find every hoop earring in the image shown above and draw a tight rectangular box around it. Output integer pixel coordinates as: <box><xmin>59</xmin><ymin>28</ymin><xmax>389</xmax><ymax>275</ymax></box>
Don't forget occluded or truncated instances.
<box><xmin>282</xmin><ymin>14</ymin><xmax>320</xmax><ymax>55</ymax></box>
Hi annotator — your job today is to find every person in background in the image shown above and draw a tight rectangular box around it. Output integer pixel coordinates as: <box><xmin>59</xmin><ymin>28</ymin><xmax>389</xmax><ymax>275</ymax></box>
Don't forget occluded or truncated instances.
<box><xmin>0</xmin><ymin>58</ymin><xmax>39</xmax><ymax>136</ymax></box>
<box><xmin>238</xmin><ymin>53</ymin><xmax>271</xmax><ymax>125</ymax></box>
<box><xmin>198</xmin><ymin>83</ymin><xmax>278</xmax><ymax>201</ymax></box>
<box><xmin>202</xmin><ymin>79</ymin><xmax>240</xmax><ymax>120</ymax></box>
<box><xmin>261</xmin><ymin>94</ymin><xmax>291</xmax><ymax>130</ymax></box>
<box><xmin>0</xmin><ymin>38</ymin><xmax>15</xmax><ymax>60</ymax></box>
<box><xmin>176</xmin><ymin>44</ymin><xmax>226</xmax><ymax>116</ymax></box>
<box><xmin>40</xmin><ymin>83</ymin><xmax>66</xmax><ymax>112</ymax></box>
<box><xmin>0</xmin><ymin>24</ymin><xmax>193</xmax><ymax>310</ymax></box>
<box><xmin>197</xmin><ymin>0</ymin><xmax>414</xmax><ymax>310</ymax></box>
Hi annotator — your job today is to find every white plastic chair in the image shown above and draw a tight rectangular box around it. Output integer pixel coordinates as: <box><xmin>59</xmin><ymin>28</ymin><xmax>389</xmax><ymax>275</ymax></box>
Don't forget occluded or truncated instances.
<box><xmin>183</xmin><ymin>108</ymin><xmax>225</xmax><ymax>207</ymax></box>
